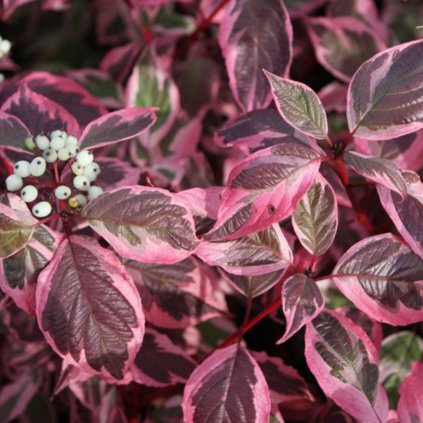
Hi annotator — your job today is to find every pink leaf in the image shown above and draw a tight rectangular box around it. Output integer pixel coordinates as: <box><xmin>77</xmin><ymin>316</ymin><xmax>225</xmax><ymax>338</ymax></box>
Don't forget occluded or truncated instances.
<box><xmin>79</xmin><ymin>107</ymin><xmax>157</xmax><ymax>149</ymax></box>
<box><xmin>278</xmin><ymin>274</ymin><xmax>324</xmax><ymax>344</ymax></box>
<box><xmin>264</xmin><ymin>71</ymin><xmax>328</xmax><ymax>140</ymax></box>
<box><xmin>195</xmin><ymin>224</ymin><xmax>292</xmax><ymax>276</ymax></box>
<box><xmin>182</xmin><ymin>344</ymin><xmax>271</xmax><ymax>423</ymax></box>
<box><xmin>332</xmin><ymin>234</ymin><xmax>423</xmax><ymax>325</ymax></box>
<box><xmin>305</xmin><ymin>309</ymin><xmax>389</xmax><ymax>422</ymax></box>
<box><xmin>292</xmin><ymin>176</ymin><xmax>338</xmax><ymax>255</ymax></box>
<box><xmin>218</xmin><ymin>0</ymin><xmax>293</xmax><ymax>112</ymax></box>
<box><xmin>206</xmin><ymin>144</ymin><xmax>322</xmax><ymax>240</ymax></box>
<box><xmin>347</xmin><ymin>39</ymin><xmax>423</xmax><ymax>140</ymax></box>
<box><xmin>344</xmin><ymin>150</ymin><xmax>407</xmax><ymax>198</ymax></box>
<box><xmin>0</xmin><ymin>112</ymin><xmax>31</xmax><ymax>150</ymax></box>
<box><xmin>36</xmin><ymin>236</ymin><xmax>145</xmax><ymax>382</ymax></box>
<box><xmin>131</xmin><ymin>328</ymin><xmax>196</xmax><ymax>387</ymax></box>
<box><xmin>1</xmin><ymin>85</ymin><xmax>80</xmax><ymax>137</ymax></box>
<box><xmin>82</xmin><ymin>186</ymin><xmax>198</xmax><ymax>264</ymax></box>
<box><xmin>307</xmin><ymin>17</ymin><xmax>385</xmax><ymax>82</ymax></box>
<box><xmin>397</xmin><ymin>362</ymin><xmax>423</xmax><ymax>423</ymax></box>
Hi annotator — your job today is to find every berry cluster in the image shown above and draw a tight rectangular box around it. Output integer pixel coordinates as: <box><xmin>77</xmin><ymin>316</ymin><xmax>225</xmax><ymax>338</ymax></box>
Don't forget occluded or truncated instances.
<box><xmin>5</xmin><ymin>130</ymin><xmax>103</xmax><ymax>218</ymax></box>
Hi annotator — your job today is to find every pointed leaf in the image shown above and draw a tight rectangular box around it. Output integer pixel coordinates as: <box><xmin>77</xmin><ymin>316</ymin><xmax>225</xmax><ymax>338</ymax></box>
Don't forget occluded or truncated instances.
<box><xmin>278</xmin><ymin>274</ymin><xmax>324</xmax><ymax>343</ymax></box>
<box><xmin>195</xmin><ymin>224</ymin><xmax>292</xmax><ymax>276</ymax></box>
<box><xmin>36</xmin><ymin>236</ymin><xmax>144</xmax><ymax>381</ymax></box>
<box><xmin>347</xmin><ymin>39</ymin><xmax>423</xmax><ymax>140</ymax></box>
<box><xmin>218</xmin><ymin>0</ymin><xmax>292</xmax><ymax>112</ymax></box>
<box><xmin>292</xmin><ymin>176</ymin><xmax>338</xmax><ymax>255</ymax></box>
<box><xmin>206</xmin><ymin>144</ymin><xmax>322</xmax><ymax>240</ymax></box>
<box><xmin>0</xmin><ymin>112</ymin><xmax>31</xmax><ymax>149</ymax></box>
<box><xmin>345</xmin><ymin>151</ymin><xmax>407</xmax><ymax>197</ymax></box>
<box><xmin>82</xmin><ymin>187</ymin><xmax>198</xmax><ymax>264</ymax></box>
<box><xmin>79</xmin><ymin>107</ymin><xmax>157</xmax><ymax>149</ymax></box>
<box><xmin>307</xmin><ymin>17</ymin><xmax>385</xmax><ymax>82</ymax></box>
<box><xmin>305</xmin><ymin>309</ymin><xmax>388</xmax><ymax>423</ymax></box>
<box><xmin>264</xmin><ymin>71</ymin><xmax>328</xmax><ymax>139</ymax></box>
<box><xmin>378</xmin><ymin>179</ymin><xmax>423</xmax><ymax>260</ymax></box>
<box><xmin>332</xmin><ymin>234</ymin><xmax>423</xmax><ymax>325</ymax></box>
<box><xmin>182</xmin><ymin>344</ymin><xmax>271</xmax><ymax>423</ymax></box>
<box><xmin>398</xmin><ymin>362</ymin><xmax>423</xmax><ymax>423</ymax></box>
<box><xmin>131</xmin><ymin>328</ymin><xmax>196</xmax><ymax>387</ymax></box>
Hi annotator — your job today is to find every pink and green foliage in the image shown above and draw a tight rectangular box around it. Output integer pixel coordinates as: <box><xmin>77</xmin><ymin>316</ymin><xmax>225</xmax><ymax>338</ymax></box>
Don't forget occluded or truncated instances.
<box><xmin>2</xmin><ymin>1</ymin><xmax>423</xmax><ymax>422</ymax></box>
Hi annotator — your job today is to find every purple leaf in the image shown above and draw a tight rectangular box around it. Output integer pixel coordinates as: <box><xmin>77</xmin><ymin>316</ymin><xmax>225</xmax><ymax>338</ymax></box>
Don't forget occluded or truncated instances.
<box><xmin>215</xmin><ymin>109</ymin><xmax>318</xmax><ymax>155</ymax></box>
<box><xmin>344</xmin><ymin>150</ymin><xmax>407</xmax><ymax>197</ymax></box>
<box><xmin>0</xmin><ymin>112</ymin><xmax>31</xmax><ymax>149</ymax></box>
<box><xmin>182</xmin><ymin>344</ymin><xmax>271</xmax><ymax>423</ymax></box>
<box><xmin>378</xmin><ymin>177</ymin><xmax>423</xmax><ymax>260</ymax></box>
<box><xmin>82</xmin><ymin>186</ymin><xmax>198</xmax><ymax>264</ymax></box>
<box><xmin>125</xmin><ymin>258</ymin><xmax>225</xmax><ymax>328</ymax></box>
<box><xmin>398</xmin><ymin>362</ymin><xmax>423</xmax><ymax>423</ymax></box>
<box><xmin>1</xmin><ymin>85</ymin><xmax>80</xmax><ymax>137</ymax></box>
<box><xmin>36</xmin><ymin>236</ymin><xmax>144</xmax><ymax>381</ymax></box>
<box><xmin>307</xmin><ymin>17</ymin><xmax>385</xmax><ymax>82</ymax></box>
<box><xmin>94</xmin><ymin>157</ymin><xmax>142</xmax><ymax>190</ymax></box>
<box><xmin>79</xmin><ymin>107</ymin><xmax>157</xmax><ymax>149</ymax></box>
<box><xmin>218</xmin><ymin>0</ymin><xmax>292</xmax><ymax>112</ymax></box>
<box><xmin>0</xmin><ymin>196</ymin><xmax>37</xmax><ymax>259</ymax></box>
<box><xmin>332</xmin><ymin>234</ymin><xmax>423</xmax><ymax>325</ymax></box>
<box><xmin>0</xmin><ymin>224</ymin><xmax>61</xmax><ymax>314</ymax></box>
<box><xmin>305</xmin><ymin>309</ymin><xmax>389</xmax><ymax>422</ymax></box>
<box><xmin>253</xmin><ymin>351</ymin><xmax>314</xmax><ymax>405</ymax></box>
<box><xmin>278</xmin><ymin>274</ymin><xmax>324</xmax><ymax>344</ymax></box>
<box><xmin>347</xmin><ymin>39</ymin><xmax>423</xmax><ymax>140</ymax></box>
<box><xmin>206</xmin><ymin>144</ymin><xmax>322</xmax><ymax>240</ymax></box>
<box><xmin>284</xmin><ymin>0</ymin><xmax>328</xmax><ymax>17</ymax></box>
<box><xmin>292</xmin><ymin>176</ymin><xmax>338</xmax><ymax>255</ymax></box>
<box><xmin>0</xmin><ymin>371</ymin><xmax>41</xmax><ymax>422</ymax></box>
<box><xmin>264</xmin><ymin>71</ymin><xmax>328</xmax><ymax>140</ymax></box>
<box><xmin>195</xmin><ymin>224</ymin><xmax>292</xmax><ymax>276</ymax></box>
<box><xmin>131</xmin><ymin>328</ymin><xmax>196</xmax><ymax>387</ymax></box>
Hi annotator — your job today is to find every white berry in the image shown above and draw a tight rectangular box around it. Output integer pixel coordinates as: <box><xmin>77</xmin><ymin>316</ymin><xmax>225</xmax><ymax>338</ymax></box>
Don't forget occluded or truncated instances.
<box><xmin>21</xmin><ymin>185</ymin><xmax>38</xmax><ymax>202</ymax></box>
<box><xmin>51</xmin><ymin>130</ymin><xmax>66</xmax><ymax>139</ymax></box>
<box><xmin>73</xmin><ymin>175</ymin><xmax>90</xmax><ymax>191</ymax></box>
<box><xmin>68</xmin><ymin>146</ymin><xmax>79</xmax><ymax>157</ymax></box>
<box><xmin>83</xmin><ymin>167</ymin><xmax>97</xmax><ymax>182</ymax></box>
<box><xmin>58</xmin><ymin>148</ymin><xmax>72</xmax><ymax>161</ymax></box>
<box><xmin>55</xmin><ymin>185</ymin><xmax>71</xmax><ymax>200</ymax></box>
<box><xmin>24</xmin><ymin>137</ymin><xmax>36</xmax><ymax>151</ymax></box>
<box><xmin>72</xmin><ymin>194</ymin><xmax>87</xmax><ymax>207</ymax></box>
<box><xmin>6</xmin><ymin>174</ymin><xmax>23</xmax><ymax>191</ymax></box>
<box><xmin>29</xmin><ymin>157</ymin><xmax>46</xmax><ymax>176</ymax></box>
<box><xmin>35</xmin><ymin>135</ymin><xmax>50</xmax><ymax>151</ymax></box>
<box><xmin>66</xmin><ymin>136</ymin><xmax>78</xmax><ymax>147</ymax></box>
<box><xmin>0</xmin><ymin>40</ymin><xmax>11</xmax><ymax>54</ymax></box>
<box><xmin>32</xmin><ymin>201</ymin><xmax>52</xmax><ymax>218</ymax></box>
<box><xmin>43</xmin><ymin>149</ymin><xmax>58</xmax><ymax>163</ymax></box>
<box><xmin>50</xmin><ymin>136</ymin><xmax>65</xmax><ymax>151</ymax></box>
<box><xmin>71</xmin><ymin>162</ymin><xmax>84</xmax><ymax>175</ymax></box>
<box><xmin>13</xmin><ymin>160</ymin><xmax>30</xmax><ymax>177</ymax></box>
<box><xmin>88</xmin><ymin>186</ymin><xmax>103</xmax><ymax>200</ymax></box>
<box><xmin>76</xmin><ymin>150</ymin><xmax>93</xmax><ymax>166</ymax></box>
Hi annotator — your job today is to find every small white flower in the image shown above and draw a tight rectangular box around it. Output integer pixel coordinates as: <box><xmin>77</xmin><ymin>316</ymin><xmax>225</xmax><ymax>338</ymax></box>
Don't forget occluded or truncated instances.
<box><xmin>88</xmin><ymin>186</ymin><xmax>103</xmax><ymax>200</ymax></box>
<box><xmin>55</xmin><ymin>185</ymin><xmax>71</xmax><ymax>200</ymax></box>
<box><xmin>6</xmin><ymin>174</ymin><xmax>23</xmax><ymax>191</ymax></box>
<box><xmin>29</xmin><ymin>157</ymin><xmax>46</xmax><ymax>177</ymax></box>
<box><xmin>13</xmin><ymin>160</ymin><xmax>30</xmax><ymax>178</ymax></box>
<box><xmin>43</xmin><ymin>149</ymin><xmax>58</xmax><ymax>163</ymax></box>
<box><xmin>76</xmin><ymin>150</ymin><xmax>93</xmax><ymax>166</ymax></box>
<box><xmin>50</xmin><ymin>136</ymin><xmax>65</xmax><ymax>151</ymax></box>
<box><xmin>21</xmin><ymin>185</ymin><xmax>38</xmax><ymax>203</ymax></box>
<box><xmin>32</xmin><ymin>201</ymin><xmax>52</xmax><ymax>218</ymax></box>
<box><xmin>71</xmin><ymin>162</ymin><xmax>84</xmax><ymax>175</ymax></box>
<box><xmin>73</xmin><ymin>175</ymin><xmax>90</xmax><ymax>191</ymax></box>
<box><xmin>35</xmin><ymin>135</ymin><xmax>50</xmax><ymax>151</ymax></box>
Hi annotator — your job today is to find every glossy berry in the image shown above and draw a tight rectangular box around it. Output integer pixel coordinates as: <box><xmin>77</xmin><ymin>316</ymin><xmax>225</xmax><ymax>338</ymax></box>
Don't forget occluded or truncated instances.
<box><xmin>32</xmin><ymin>201</ymin><xmax>52</xmax><ymax>218</ymax></box>
<box><xmin>71</xmin><ymin>162</ymin><xmax>84</xmax><ymax>175</ymax></box>
<box><xmin>88</xmin><ymin>185</ymin><xmax>103</xmax><ymax>200</ymax></box>
<box><xmin>29</xmin><ymin>157</ymin><xmax>46</xmax><ymax>177</ymax></box>
<box><xmin>43</xmin><ymin>149</ymin><xmax>58</xmax><ymax>163</ymax></box>
<box><xmin>21</xmin><ymin>185</ymin><xmax>38</xmax><ymax>203</ymax></box>
<box><xmin>73</xmin><ymin>175</ymin><xmax>90</xmax><ymax>191</ymax></box>
<box><xmin>35</xmin><ymin>135</ymin><xmax>50</xmax><ymax>151</ymax></box>
<box><xmin>55</xmin><ymin>185</ymin><xmax>71</xmax><ymax>200</ymax></box>
<box><xmin>58</xmin><ymin>148</ymin><xmax>72</xmax><ymax>161</ymax></box>
<box><xmin>13</xmin><ymin>160</ymin><xmax>30</xmax><ymax>178</ymax></box>
<box><xmin>50</xmin><ymin>136</ymin><xmax>65</xmax><ymax>151</ymax></box>
<box><xmin>68</xmin><ymin>146</ymin><xmax>79</xmax><ymax>157</ymax></box>
<box><xmin>83</xmin><ymin>167</ymin><xmax>98</xmax><ymax>182</ymax></box>
<box><xmin>66</xmin><ymin>136</ymin><xmax>78</xmax><ymax>147</ymax></box>
<box><xmin>76</xmin><ymin>150</ymin><xmax>93</xmax><ymax>166</ymax></box>
<box><xmin>51</xmin><ymin>130</ymin><xmax>66</xmax><ymax>139</ymax></box>
<box><xmin>6</xmin><ymin>174</ymin><xmax>23</xmax><ymax>191</ymax></box>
